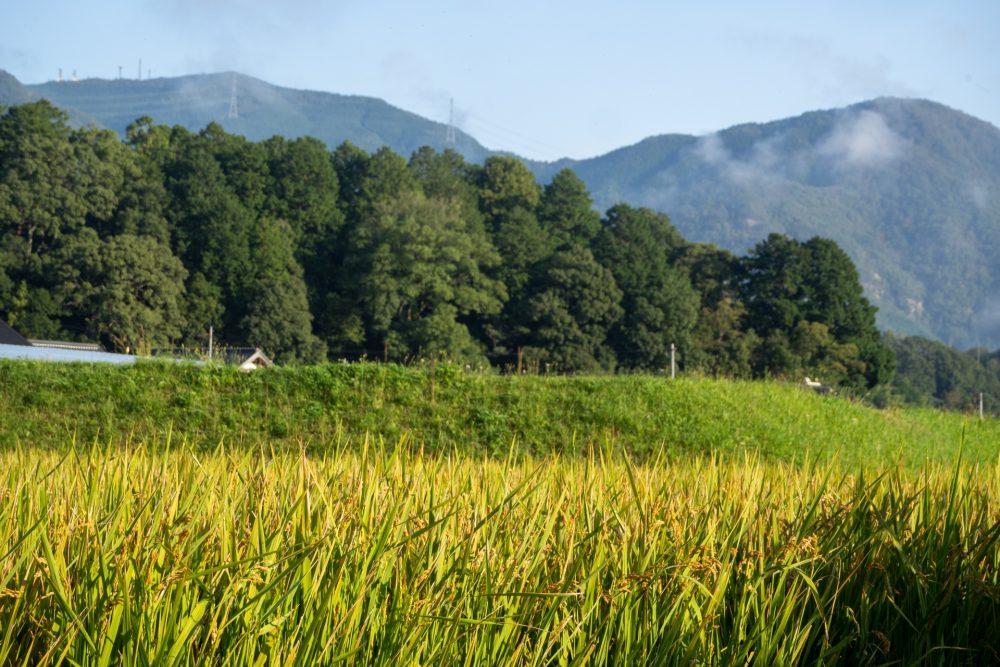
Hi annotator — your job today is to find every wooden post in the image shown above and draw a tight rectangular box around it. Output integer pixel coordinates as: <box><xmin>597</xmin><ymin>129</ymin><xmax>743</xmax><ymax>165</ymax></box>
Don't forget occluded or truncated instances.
<box><xmin>670</xmin><ymin>343</ymin><xmax>676</xmax><ymax>379</ymax></box>
<box><xmin>430</xmin><ymin>354</ymin><xmax>437</xmax><ymax>403</ymax></box>
<box><xmin>208</xmin><ymin>326</ymin><xmax>213</xmax><ymax>361</ymax></box>
<box><xmin>516</xmin><ymin>346</ymin><xmax>523</xmax><ymax>375</ymax></box>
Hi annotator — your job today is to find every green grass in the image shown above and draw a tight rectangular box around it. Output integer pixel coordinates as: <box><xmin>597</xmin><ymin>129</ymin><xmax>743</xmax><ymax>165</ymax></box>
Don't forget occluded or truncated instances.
<box><xmin>1</xmin><ymin>360</ymin><xmax>997</xmax><ymax>466</ymax></box>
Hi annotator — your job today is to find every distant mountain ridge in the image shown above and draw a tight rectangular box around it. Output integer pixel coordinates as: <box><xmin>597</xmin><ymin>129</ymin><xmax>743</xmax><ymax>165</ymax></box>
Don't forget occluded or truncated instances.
<box><xmin>552</xmin><ymin>98</ymin><xmax>1000</xmax><ymax>348</ymax></box>
<box><xmin>2</xmin><ymin>70</ymin><xmax>999</xmax><ymax>348</ymax></box>
<box><xmin>18</xmin><ymin>71</ymin><xmax>494</xmax><ymax>162</ymax></box>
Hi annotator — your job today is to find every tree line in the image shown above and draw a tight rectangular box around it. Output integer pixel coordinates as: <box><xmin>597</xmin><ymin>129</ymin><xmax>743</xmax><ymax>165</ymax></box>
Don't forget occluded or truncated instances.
<box><xmin>0</xmin><ymin>100</ymin><xmax>897</xmax><ymax>390</ymax></box>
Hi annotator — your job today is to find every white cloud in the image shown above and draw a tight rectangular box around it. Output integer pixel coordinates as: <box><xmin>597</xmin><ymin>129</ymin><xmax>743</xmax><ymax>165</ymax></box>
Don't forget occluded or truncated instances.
<box><xmin>693</xmin><ymin>133</ymin><xmax>786</xmax><ymax>186</ymax></box>
<box><xmin>693</xmin><ymin>133</ymin><xmax>729</xmax><ymax>165</ymax></box>
<box><xmin>818</xmin><ymin>110</ymin><xmax>905</xmax><ymax>168</ymax></box>
<box><xmin>968</xmin><ymin>182</ymin><xmax>990</xmax><ymax>210</ymax></box>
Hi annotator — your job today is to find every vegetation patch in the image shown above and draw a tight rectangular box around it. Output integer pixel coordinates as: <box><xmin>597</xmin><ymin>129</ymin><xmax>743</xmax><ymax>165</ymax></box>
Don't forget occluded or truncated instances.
<box><xmin>1</xmin><ymin>360</ymin><xmax>996</xmax><ymax>466</ymax></box>
<box><xmin>1</xmin><ymin>446</ymin><xmax>998</xmax><ymax>664</ymax></box>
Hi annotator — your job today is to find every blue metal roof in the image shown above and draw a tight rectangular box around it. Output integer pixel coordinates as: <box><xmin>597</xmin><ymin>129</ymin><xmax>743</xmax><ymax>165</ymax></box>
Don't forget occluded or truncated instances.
<box><xmin>0</xmin><ymin>343</ymin><xmax>137</xmax><ymax>364</ymax></box>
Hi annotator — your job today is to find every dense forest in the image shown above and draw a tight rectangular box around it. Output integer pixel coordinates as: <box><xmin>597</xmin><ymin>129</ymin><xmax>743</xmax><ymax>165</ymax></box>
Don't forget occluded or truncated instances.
<box><xmin>9</xmin><ymin>71</ymin><xmax>1000</xmax><ymax>350</ymax></box>
<box><xmin>2</xmin><ymin>99</ymin><xmax>995</xmax><ymax>409</ymax></box>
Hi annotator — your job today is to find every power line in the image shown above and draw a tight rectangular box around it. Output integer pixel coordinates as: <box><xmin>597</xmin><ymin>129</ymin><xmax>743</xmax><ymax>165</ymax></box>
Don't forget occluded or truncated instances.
<box><xmin>465</xmin><ymin>113</ymin><xmax>572</xmax><ymax>161</ymax></box>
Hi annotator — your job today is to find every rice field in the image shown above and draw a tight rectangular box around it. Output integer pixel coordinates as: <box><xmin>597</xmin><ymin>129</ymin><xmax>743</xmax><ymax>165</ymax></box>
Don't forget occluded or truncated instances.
<box><xmin>3</xmin><ymin>442</ymin><xmax>999</xmax><ymax>665</ymax></box>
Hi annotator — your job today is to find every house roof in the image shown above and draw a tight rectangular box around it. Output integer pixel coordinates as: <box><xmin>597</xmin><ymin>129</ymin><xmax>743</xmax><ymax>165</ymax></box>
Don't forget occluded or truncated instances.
<box><xmin>0</xmin><ymin>319</ymin><xmax>31</xmax><ymax>346</ymax></box>
<box><xmin>0</xmin><ymin>343</ymin><xmax>138</xmax><ymax>364</ymax></box>
<box><xmin>28</xmin><ymin>339</ymin><xmax>103</xmax><ymax>352</ymax></box>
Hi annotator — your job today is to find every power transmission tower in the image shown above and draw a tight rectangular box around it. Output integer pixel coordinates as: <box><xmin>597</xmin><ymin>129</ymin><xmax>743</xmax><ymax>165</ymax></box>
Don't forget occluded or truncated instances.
<box><xmin>227</xmin><ymin>77</ymin><xmax>239</xmax><ymax>119</ymax></box>
<box><xmin>446</xmin><ymin>98</ymin><xmax>456</xmax><ymax>144</ymax></box>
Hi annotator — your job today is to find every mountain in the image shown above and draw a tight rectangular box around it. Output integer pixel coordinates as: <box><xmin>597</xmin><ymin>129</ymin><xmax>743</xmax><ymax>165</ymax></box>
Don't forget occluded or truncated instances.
<box><xmin>17</xmin><ymin>71</ymin><xmax>494</xmax><ymax>162</ymax></box>
<box><xmin>0</xmin><ymin>70</ymin><xmax>34</xmax><ymax>106</ymax></box>
<box><xmin>3</xmin><ymin>70</ymin><xmax>999</xmax><ymax>348</ymax></box>
<box><xmin>547</xmin><ymin>99</ymin><xmax>1000</xmax><ymax>348</ymax></box>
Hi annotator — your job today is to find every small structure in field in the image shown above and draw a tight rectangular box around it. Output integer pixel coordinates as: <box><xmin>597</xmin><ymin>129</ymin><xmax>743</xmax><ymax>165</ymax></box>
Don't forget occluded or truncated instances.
<box><xmin>238</xmin><ymin>348</ymin><xmax>273</xmax><ymax>371</ymax></box>
<box><xmin>802</xmin><ymin>377</ymin><xmax>834</xmax><ymax>395</ymax></box>
<box><xmin>154</xmin><ymin>346</ymin><xmax>274</xmax><ymax>370</ymax></box>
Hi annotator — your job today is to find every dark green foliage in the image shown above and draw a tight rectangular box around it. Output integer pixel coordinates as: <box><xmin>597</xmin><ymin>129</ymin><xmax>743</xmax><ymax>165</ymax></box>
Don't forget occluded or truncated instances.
<box><xmin>1</xmin><ymin>101</ymin><xmax>908</xmax><ymax>386</ymax></box>
<box><xmin>261</xmin><ymin>135</ymin><xmax>344</xmax><ymax>317</ymax></box>
<box><xmin>337</xmin><ymin>190</ymin><xmax>505</xmax><ymax>363</ymax></box>
<box><xmin>593</xmin><ymin>205</ymin><xmax>698</xmax><ymax>370</ymax></box>
<box><xmin>15</xmin><ymin>69</ymin><xmax>1000</xmax><ymax>350</ymax></box>
<box><xmin>59</xmin><ymin>231</ymin><xmax>188</xmax><ymax>352</ymax></box>
<box><xmin>739</xmin><ymin>233</ymin><xmax>893</xmax><ymax>388</ymax></box>
<box><xmin>887</xmin><ymin>333</ymin><xmax>1000</xmax><ymax>414</ymax></box>
<box><xmin>0</xmin><ymin>101</ymin><xmax>86</xmax><ymax>256</ymax></box>
<box><xmin>538</xmin><ymin>168</ymin><xmax>601</xmax><ymax>247</ymax></box>
<box><xmin>239</xmin><ymin>218</ymin><xmax>325</xmax><ymax>364</ymax></box>
<box><xmin>515</xmin><ymin>246</ymin><xmax>623</xmax><ymax>373</ymax></box>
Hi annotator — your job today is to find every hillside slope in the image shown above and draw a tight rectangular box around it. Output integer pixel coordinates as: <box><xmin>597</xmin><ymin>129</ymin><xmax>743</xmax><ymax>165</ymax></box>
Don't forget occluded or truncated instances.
<box><xmin>1</xmin><ymin>361</ymin><xmax>996</xmax><ymax>467</ymax></box>
<box><xmin>548</xmin><ymin>99</ymin><xmax>1000</xmax><ymax>348</ymax></box>
<box><xmin>22</xmin><ymin>71</ymin><xmax>494</xmax><ymax>162</ymax></box>
<box><xmin>0</xmin><ymin>70</ymin><xmax>34</xmax><ymax>106</ymax></box>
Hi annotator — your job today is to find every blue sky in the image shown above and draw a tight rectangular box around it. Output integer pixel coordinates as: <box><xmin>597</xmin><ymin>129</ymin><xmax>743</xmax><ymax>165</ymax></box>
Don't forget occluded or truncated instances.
<box><xmin>2</xmin><ymin>0</ymin><xmax>998</xmax><ymax>160</ymax></box>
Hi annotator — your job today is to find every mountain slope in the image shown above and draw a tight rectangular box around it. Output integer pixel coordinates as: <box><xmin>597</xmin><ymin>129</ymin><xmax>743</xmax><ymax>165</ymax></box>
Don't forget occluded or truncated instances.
<box><xmin>4</xmin><ymin>69</ymin><xmax>999</xmax><ymax>348</ymax></box>
<box><xmin>547</xmin><ymin>99</ymin><xmax>1000</xmax><ymax>348</ymax></box>
<box><xmin>0</xmin><ymin>70</ymin><xmax>35</xmax><ymax>106</ymax></box>
<box><xmin>22</xmin><ymin>71</ymin><xmax>494</xmax><ymax>162</ymax></box>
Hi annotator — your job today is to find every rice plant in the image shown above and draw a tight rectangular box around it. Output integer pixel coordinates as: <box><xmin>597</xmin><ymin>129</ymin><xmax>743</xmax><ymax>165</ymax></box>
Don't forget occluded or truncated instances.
<box><xmin>1</xmin><ymin>442</ymin><xmax>998</xmax><ymax>665</ymax></box>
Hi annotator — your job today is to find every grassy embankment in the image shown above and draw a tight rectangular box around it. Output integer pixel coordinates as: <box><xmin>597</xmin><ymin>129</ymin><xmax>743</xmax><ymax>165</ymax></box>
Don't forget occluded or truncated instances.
<box><xmin>1</xmin><ymin>360</ymin><xmax>997</xmax><ymax>466</ymax></box>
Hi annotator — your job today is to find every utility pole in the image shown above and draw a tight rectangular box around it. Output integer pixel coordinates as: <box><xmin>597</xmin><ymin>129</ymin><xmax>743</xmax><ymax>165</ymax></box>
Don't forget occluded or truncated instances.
<box><xmin>446</xmin><ymin>98</ymin><xmax>456</xmax><ymax>144</ymax></box>
<box><xmin>670</xmin><ymin>343</ymin><xmax>676</xmax><ymax>379</ymax></box>
<box><xmin>208</xmin><ymin>326</ymin><xmax>213</xmax><ymax>361</ymax></box>
<box><xmin>227</xmin><ymin>77</ymin><xmax>239</xmax><ymax>119</ymax></box>
<box><xmin>981</xmin><ymin>392</ymin><xmax>985</xmax><ymax>420</ymax></box>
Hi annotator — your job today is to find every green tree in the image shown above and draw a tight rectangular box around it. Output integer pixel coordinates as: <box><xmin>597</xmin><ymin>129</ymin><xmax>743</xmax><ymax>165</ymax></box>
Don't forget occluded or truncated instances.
<box><xmin>345</xmin><ymin>190</ymin><xmax>505</xmax><ymax>363</ymax></box>
<box><xmin>473</xmin><ymin>156</ymin><xmax>551</xmax><ymax>359</ymax></box>
<box><xmin>0</xmin><ymin>101</ymin><xmax>85</xmax><ymax>258</ymax></box>
<box><xmin>239</xmin><ymin>218</ymin><xmax>326</xmax><ymax>364</ymax></box>
<box><xmin>593</xmin><ymin>204</ymin><xmax>698</xmax><ymax>370</ymax></box>
<box><xmin>58</xmin><ymin>230</ymin><xmax>187</xmax><ymax>352</ymax></box>
<box><xmin>674</xmin><ymin>244</ymin><xmax>754</xmax><ymax>376</ymax></box>
<box><xmin>516</xmin><ymin>245</ymin><xmax>623</xmax><ymax>373</ymax></box>
<box><xmin>409</xmin><ymin>147</ymin><xmax>479</xmax><ymax>207</ymax></box>
<box><xmin>538</xmin><ymin>168</ymin><xmax>601</xmax><ymax>248</ymax></box>
<box><xmin>161</xmin><ymin>128</ymin><xmax>256</xmax><ymax>341</ymax></box>
<box><xmin>739</xmin><ymin>233</ymin><xmax>893</xmax><ymax>388</ymax></box>
<box><xmin>262</xmin><ymin>135</ymin><xmax>343</xmax><ymax>322</ymax></box>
